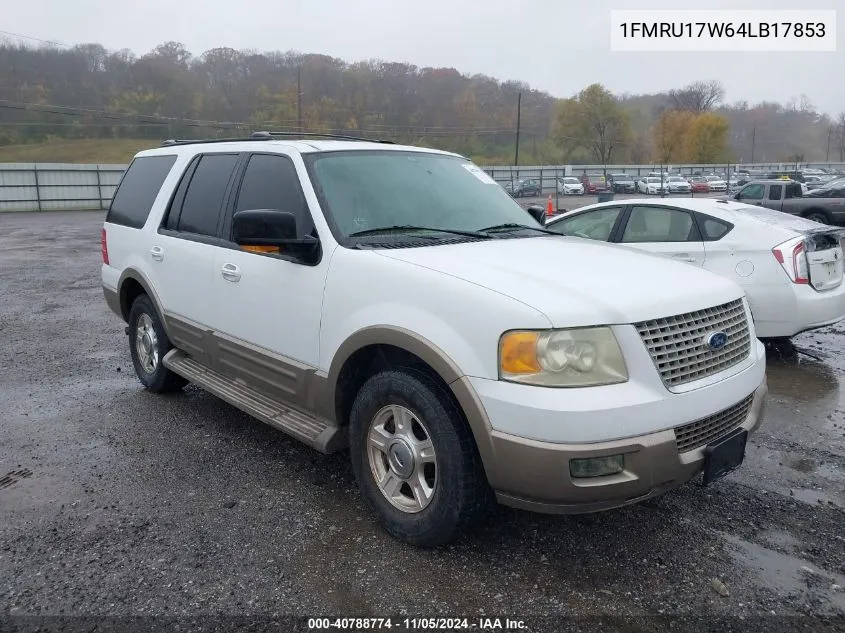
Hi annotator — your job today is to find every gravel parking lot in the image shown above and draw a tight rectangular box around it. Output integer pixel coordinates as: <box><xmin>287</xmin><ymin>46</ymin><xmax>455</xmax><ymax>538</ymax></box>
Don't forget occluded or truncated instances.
<box><xmin>1</xmin><ymin>211</ymin><xmax>844</xmax><ymax>633</ymax></box>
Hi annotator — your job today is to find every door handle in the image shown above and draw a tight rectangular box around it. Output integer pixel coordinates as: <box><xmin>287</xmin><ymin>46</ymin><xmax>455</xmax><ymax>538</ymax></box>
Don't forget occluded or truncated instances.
<box><xmin>149</xmin><ymin>246</ymin><xmax>164</xmax><ymax>261</ymax></box>
<box><xmin>221</xmin><ymin>263</ymin><xmax>242</xmax><ymax>282</ymax></box>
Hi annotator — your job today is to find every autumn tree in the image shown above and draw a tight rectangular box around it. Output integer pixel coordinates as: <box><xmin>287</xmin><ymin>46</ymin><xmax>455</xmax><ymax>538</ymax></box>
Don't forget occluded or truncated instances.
<box><xmin>652</xmin><ymin>110</ymin><xmax>694</xmax><ymax>163</ymax></box>
<box><xmin>554</xmin><ymin>84</ymin><xmax>632</xmax><ymax>164</ymax></box>
<box><xmin>668</xmin><ymin>80</ymin><xmax>725</xmax><ymax>112</ymax></box>
<box><xmin>683</xmin><ymin>112</ymin><xmax>730</xmax><ymax>163</ymax></box>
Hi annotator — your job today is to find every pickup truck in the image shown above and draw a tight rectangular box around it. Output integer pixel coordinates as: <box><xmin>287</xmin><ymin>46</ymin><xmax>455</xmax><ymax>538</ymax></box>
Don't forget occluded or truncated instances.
<box><xmin>728</xmin><ymin>179</ymin><xmax>845</xmax><ymax>225</ymax></box>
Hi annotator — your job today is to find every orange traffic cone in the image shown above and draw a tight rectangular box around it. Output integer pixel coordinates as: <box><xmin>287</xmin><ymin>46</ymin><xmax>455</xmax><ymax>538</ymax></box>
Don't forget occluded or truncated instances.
<box><xmin>546</xmin><ymin>195</ymin><xmax>554</xmax><ymax>217</ymax></box>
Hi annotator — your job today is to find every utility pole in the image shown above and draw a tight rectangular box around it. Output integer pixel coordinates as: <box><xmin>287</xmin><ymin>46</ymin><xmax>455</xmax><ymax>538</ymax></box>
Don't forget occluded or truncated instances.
<box><xmin>750</xmin><ymin>121</ymin><xmax>756</xmax><ymax>163</ymax></box>
<box><xmin>297</xmin><ymin>67</ymin><xmax>303</xmax><ymax>134</ymax></box>
<box><xmin>826</xmin><ymin>126</ymin><xmax>832</xmax><ymax>162</ymax></box>
<box><xmin>514</xmin><ymin>92</ymin><xmax>522</xmax><ymax>167</ymax></box>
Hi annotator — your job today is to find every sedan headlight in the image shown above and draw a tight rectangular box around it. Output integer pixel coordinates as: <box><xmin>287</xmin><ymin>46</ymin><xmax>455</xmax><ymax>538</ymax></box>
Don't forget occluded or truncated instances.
<box><xmin>499</xmin><ymin>327</ymin><xmax>628</xmax><ymax>387</ymax></box>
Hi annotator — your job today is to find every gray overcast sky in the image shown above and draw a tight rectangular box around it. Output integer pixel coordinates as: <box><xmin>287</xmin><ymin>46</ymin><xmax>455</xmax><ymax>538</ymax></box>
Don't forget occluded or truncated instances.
<box><xmin>3</xmin><ymin>0</ymin><xmax>843</xmax><ymax>114</ymax></box>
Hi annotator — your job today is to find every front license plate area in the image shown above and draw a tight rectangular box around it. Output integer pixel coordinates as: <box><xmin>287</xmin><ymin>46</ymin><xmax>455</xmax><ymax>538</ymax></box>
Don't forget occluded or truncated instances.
<box><xmin>702</xmin><ymin>428</ymin><xmax>748</xmax><ymax>486</ymax></box>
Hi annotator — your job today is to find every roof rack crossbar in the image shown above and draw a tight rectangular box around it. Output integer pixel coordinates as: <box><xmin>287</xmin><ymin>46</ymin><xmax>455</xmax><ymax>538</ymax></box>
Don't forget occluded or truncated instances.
<box><xmin>250</xmin><ymin>130</ymin><xmax>394</xmax><ymax>144</ymax></box>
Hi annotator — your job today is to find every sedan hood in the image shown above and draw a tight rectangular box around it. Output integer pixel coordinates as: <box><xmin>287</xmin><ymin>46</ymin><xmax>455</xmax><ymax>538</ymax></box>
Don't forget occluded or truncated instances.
<box><xmin>374</xmin><ymin>237</ymin><xmax>743</xmax><ymax>326</ymax></box>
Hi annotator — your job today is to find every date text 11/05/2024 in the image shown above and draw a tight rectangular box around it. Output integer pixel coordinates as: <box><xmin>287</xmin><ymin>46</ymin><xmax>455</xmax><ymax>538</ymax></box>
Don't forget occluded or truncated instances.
<box><xmin>307</xmin><ymin>617</ymin><xmax>527</xmax><ymax>630</ymax></box>
<box><xmin>619</xmin><ymin>22</ymin><xmax>827</xmax><ymax>38</ymax></box>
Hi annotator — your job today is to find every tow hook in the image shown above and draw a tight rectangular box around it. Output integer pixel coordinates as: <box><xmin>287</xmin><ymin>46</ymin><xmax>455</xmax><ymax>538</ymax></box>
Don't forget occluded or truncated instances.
<box><xmin>124</xmin><ymin>326</ymin><xmax>130</xmax><ymax>335</ymax></box>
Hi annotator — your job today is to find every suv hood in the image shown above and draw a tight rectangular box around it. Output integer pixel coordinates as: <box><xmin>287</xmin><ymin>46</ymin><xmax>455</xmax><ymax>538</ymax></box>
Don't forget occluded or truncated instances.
<box><xmin>375</xmin><ymin>237</ymin><xmax>743</xmax><ymax>326</ymax></box>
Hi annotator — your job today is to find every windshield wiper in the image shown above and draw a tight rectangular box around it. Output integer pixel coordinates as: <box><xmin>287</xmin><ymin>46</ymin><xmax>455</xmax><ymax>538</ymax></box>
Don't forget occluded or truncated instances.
<box><xmin>478</xmin><ymin>223</ymin><xmax>560</xmax><ymax>236</ymax></box>
<box><xmin>348</xmin><ymin>225</ymin><xmax>492</xmax><ymax>239</ymax></box>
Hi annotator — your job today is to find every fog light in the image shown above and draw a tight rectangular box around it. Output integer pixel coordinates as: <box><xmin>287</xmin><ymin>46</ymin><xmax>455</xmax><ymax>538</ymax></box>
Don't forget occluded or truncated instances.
<box><xmin>569</xmin><ymin>454</ymin><xmax>625</xmax><ymax>478</ymax></box>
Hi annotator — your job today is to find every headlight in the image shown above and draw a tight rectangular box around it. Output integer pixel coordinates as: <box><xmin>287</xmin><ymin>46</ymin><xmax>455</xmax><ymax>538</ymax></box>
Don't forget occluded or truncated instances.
<box><xmin>499</xmin><ymin>327</ymin><xmax>628</xmax><ymax>387</ymax></box>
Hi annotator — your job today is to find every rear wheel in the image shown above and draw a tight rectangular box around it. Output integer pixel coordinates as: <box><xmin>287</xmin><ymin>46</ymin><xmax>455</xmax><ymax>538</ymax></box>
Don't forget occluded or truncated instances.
<box><xmin>804</xmin><ymin>211</ymin><xmax>830</xmax><ymax>224</ymax></box>
<box><xmin>128</xmin><ymin>294</ymin><xmax>187</xmax><ymax>393</ymax></box>
<box><xmin>349</xmin><ymin>369</ymin><xmax>492</xmax><ymax>547</ymax></box>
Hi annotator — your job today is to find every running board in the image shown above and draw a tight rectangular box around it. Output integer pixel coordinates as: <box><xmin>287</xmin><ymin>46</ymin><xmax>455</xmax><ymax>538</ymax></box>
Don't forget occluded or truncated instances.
<box><xmin>163</xmin><ymin>350</ymin><xmax>347</xmax><ymax>454</ymax></box>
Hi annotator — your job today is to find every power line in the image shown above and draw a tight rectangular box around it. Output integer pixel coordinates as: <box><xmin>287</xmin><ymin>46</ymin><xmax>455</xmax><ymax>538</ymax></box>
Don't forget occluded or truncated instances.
<box><xmin>0</xmin><ymin>29</ymin><xmax>69</xmax><ymax>48</ymax></box>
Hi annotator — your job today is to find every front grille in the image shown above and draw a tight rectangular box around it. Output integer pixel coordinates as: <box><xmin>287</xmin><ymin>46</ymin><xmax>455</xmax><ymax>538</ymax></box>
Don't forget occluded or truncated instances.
<box><xmin>635</xmin><ymin>299</ymin><xmax>751</xmax><ymax>388</ymax></box>
<box><xmin>674</xmin><ymin>395</ymin><xmax>753</xmax><ymax>453</ymax></box>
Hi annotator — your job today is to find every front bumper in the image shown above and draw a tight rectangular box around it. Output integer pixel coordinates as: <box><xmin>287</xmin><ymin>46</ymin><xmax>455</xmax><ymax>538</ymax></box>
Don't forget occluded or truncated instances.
<box><xmin>486</xmin><ymin>379</ymin><xmax>767</xmax><ymax>514</ymax></box>
<box><xmin>469</xmin><ymin>328</ymin><xmax>766</xmax><ymax>514</ymax></box>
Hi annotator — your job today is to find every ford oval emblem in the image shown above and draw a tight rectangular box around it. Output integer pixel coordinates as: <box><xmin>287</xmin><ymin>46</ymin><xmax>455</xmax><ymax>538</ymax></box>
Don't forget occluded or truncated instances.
<box><xmin>705</xmin><ymin>331</ymin><xmax>729</xmax><ymax>350</ymax></box>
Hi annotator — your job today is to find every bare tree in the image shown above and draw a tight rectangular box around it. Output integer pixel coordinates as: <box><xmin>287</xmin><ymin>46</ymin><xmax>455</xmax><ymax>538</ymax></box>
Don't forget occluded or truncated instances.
<box><xmin>668</xmin><ymin>80</ymin><xmax>725</xmax><ymax>112</ymax></box>
<box><xmin>837</xmin><ymin>112</ymin><xmax>845</xmax><ymax>161</ymax></box>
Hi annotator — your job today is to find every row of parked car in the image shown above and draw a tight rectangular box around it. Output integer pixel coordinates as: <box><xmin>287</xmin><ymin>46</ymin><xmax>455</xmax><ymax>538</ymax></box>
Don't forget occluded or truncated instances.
<box><xmin>502</xmin><ymin>168</ymin><xmax>845</xmax><ymax>199</ymax></box>
<box><xmin>502</xmin><ymin>172</ymin><xmax>731</xmax><ymax>198</ymax></box>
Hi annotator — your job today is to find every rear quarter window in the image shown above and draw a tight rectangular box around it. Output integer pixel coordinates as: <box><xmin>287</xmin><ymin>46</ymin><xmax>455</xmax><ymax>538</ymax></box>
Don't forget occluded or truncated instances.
<box><xmin>696</xmin><ymin>213</ymin><xmax>733</xmax><ymax>240</ymax></box>
<box><xmin>106</xmin><ymin>155</ymin><xmax>178</xmax><ymax>228</ymax></box>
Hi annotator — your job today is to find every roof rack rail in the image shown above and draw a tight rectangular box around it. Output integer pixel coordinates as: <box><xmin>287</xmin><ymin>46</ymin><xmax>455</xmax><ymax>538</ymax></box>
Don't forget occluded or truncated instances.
<box><xmin>160</xmin><ymin>131</ymin><xmax>395</xmax><ymax>147</ymax></box>
<box><xmin>250</xmin><ymin>130</ymin><xmax>394</xmax><ymax>144</ymax></box>
<box><xmin>160</xmin><ymin>137</ymin><xmax>271</xmax><ymax>147</ymax></box>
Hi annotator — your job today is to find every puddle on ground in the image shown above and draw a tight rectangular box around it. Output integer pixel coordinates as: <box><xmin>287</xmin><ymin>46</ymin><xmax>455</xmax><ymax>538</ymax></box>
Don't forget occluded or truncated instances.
<box><xmin>788</xmin><ymin>487</ymin><xmax>834</xmax><ymax>507</ymax></box>
<box><xmin>720</xmin><ymin>532</ymin><xmax>845</xmax><ymax>612</ymax></box>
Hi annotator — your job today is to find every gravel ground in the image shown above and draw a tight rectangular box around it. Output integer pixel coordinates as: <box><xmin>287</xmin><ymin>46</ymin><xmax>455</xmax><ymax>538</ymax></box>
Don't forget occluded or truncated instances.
<box><xmin>1</xmin><ymin>211</ymin><xmax>844</xmax><ymax>633</ymax></box>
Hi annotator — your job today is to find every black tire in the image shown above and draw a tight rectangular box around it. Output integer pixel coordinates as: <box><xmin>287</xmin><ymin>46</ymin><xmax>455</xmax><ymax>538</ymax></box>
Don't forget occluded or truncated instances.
<box><xmin>349</xmin><ymin>369</ymin><xmax>492</xmax><ymax>547</ymax></box>
<box><xmin>804</xmin><ymin>211</ymin><xmax>829</xmax><ymax>224</ymax></box>
<box><xmin>127</xmin><ymin>294</ymin><xmax>187</xmax><ymax>393</ymax></box>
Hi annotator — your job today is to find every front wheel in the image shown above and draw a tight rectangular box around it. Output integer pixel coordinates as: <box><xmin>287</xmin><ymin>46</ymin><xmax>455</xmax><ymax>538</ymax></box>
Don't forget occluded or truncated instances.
<box><xmin>349</xmin><ymin>369</ymin><xmax>492</xmax><ymax>547</ymax></box>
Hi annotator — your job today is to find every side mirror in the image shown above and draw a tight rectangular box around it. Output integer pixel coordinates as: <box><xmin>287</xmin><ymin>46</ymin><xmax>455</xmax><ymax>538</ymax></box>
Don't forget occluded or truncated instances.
<box><xmin>525</xmin><ymin>205</ymin><xmax>546</xmax><ymax>226</ymax></box>
<box><xmin>233</xmin><ymin>209</ymin><xmax>317</xmax><ymax>249</ymax></box>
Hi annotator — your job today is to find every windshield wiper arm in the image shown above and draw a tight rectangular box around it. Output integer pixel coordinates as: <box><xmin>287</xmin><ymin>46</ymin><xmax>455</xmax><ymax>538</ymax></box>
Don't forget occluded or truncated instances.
<box><xmin>348</xmin><ymin>225</ymin><xmax>492</xmax><ymax>239</ymax></box>
<box><xmin>478</xmin><ymin>223</ymin><xmax>560</xmax><ymax>236</ymax></box>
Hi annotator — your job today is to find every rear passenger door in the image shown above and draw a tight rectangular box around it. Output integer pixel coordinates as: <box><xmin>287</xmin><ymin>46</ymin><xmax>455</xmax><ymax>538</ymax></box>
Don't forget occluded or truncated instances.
<box><xmin>764</xmin><ymin>183</ymin><xmax>784</xmax><ymax>211</ymax></box>
<box><xmin>153</xmin><ymin>152</ymin><xmax>241</xmax><ymax>361</ymax></box>
<box><xmin>617</xmin><ymin>204</ymin><xmax>706</xmax><ymax>267</ymax></box>
<box><xmin>208</xmin><ymin>152</ymin><xmax>329</xmax><ymax>393</ymax></box>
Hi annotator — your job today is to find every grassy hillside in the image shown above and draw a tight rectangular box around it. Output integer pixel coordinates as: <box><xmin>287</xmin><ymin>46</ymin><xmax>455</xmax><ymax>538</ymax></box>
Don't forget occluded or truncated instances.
<box><xmin>0</xmin><ymin>139</ymin><xmax>159</xmax><ymax>164</ymax></box>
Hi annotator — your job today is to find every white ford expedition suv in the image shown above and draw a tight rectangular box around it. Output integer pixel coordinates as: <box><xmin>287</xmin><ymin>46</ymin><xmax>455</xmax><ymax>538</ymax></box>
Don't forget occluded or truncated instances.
<box><xmin>101</xmin><ymin>133</ymin><xmax>767</xmax><ymax>546</ymax></box>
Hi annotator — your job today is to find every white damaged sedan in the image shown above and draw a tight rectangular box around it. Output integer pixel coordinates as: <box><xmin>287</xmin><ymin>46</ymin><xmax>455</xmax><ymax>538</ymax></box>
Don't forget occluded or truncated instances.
<box><xmin>545</xmin><ymin>198</ymin><xmax>845</xmax><ymax>339</ymax></box>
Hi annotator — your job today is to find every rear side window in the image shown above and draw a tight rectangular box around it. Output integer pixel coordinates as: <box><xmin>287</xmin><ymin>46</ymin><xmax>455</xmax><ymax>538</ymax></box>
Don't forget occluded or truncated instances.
<box><xmin>107</xmin><ymin>155</ymin><xmax>177</xmax><ymax>228</ymax></box>
<box><xmin>234</xmin><ymin>154</ymin><xmax>313</xmax><ymax>235</ymax></box>
<box><xmin>622</xmin><ymin>206</ymin><xmax>698</xmax><ymax>243</ymax></box>
<box><xmin>785</xmin><ymin>183</ymin><xmax>803</xmax><ymax>198</ymax></box>
<box><xmin>178</xmin><ymin>154</ymin><xmax>239</xmax><ymax>237</ymax></box>
<box><xmin>769</xmin><ymin>184</ymin><xmax>783</xmax><ymax>200</ymax></box>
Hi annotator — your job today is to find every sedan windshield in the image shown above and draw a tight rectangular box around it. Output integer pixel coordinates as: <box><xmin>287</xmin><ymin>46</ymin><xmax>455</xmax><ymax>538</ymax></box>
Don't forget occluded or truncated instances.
<box><xmin>305</xmin><ymin>150</ymin><xmax>544</xmax><ymax>241</ymax></box>
<box><xmin>668</xmin><ymin>177</ymin><xmax>685</xmax><ymax>182</ymax></box>
<box><xmin>562</xmin><ymin>177</ymin><xmax>579</xmax><ymax>184</ymax></box>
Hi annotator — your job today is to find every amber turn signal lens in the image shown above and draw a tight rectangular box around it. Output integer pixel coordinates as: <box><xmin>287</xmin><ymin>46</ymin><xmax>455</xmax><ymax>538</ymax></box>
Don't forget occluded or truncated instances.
<box><xmin>500</xmin><ymin>331</ymin><xmax>541</xmax><ymax>374</ymax></box>
<box><xmin>241</xmin><ymin>245</ymin><xmax>280</xmax><ymax>254</ymax></box>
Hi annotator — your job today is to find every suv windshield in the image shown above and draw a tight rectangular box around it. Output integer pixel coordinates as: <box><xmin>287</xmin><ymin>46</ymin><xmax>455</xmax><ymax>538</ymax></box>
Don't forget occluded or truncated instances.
<box><xmin>306</xmin><ymin>150</ymin><xmax>543</xmax><ymax>242</ymax></box>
